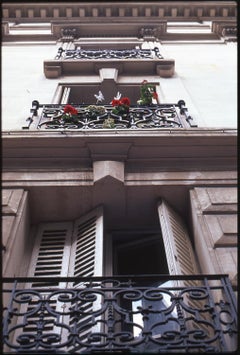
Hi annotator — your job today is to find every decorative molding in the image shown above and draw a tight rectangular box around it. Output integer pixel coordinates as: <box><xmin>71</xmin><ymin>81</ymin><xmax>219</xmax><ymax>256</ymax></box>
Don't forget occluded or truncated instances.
<box><xmin>192</xmin><ymin>187</ymin><xmax>237</xmax><ymax>213</ymax></box>
<box><xmin>2</xmin><ymin>189</ymin><xmax>25</xmax><ymax>215</ymax></box>
<box><xmin>2</xmin><ymin>2</ymin><xmax>237</xmax><ymax>22</ymax></box>
<box><xmin>2</xmin><ymin>2</ymin><xmax>237</xmax><ymax>42</ymax></box>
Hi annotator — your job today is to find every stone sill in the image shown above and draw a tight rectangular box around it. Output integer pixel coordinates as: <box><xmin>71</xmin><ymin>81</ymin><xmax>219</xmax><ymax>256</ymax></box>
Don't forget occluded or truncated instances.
<box><xmin>2</xmin><ymin>128</ymin><xmax>237</xmax><ymax>138</ymax></box>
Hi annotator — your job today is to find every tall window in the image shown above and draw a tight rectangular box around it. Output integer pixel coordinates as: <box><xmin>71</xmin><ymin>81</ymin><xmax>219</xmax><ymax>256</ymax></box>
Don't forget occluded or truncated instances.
<box><xmin>27</xmin><ymin>199</ymin><xmax>199</xmax><ymax>281</ymax></box>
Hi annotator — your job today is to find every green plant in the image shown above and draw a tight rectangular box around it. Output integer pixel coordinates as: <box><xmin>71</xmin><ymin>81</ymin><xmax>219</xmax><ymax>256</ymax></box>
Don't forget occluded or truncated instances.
<box><xmin>103</xmin><ymin>117</ymin><xmax>115</xmax><ymax>128</ymax></box>
<box><xmin>137</xmin><ymin>80</ymin><xmax>158</xmax><ymax>105</ymax></box>
<box><xmin>86</xmin><ymin>105</ymin><xmax>106</xmax><ymax>118</ymax></box>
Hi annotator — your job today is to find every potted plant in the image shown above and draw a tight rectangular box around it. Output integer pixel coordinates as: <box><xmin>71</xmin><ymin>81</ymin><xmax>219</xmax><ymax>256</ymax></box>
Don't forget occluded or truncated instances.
<box><xmin>85</xmin><ymin>105</ymin><xmax>106</xmax><ymax>119</ymax></box>
<box><xmin>137</xmin><ymin>80</ymin><xmax>159</xmax><ymax>105</ymax></box>
<box><xmin>61</xmin><ymin>104</ymin><xmax>79</xmax><ymax>122</ymax></box>
<box><xmin>110</xmin><ymin>97</ymin><xmax>131</xmax><ymax>117</ymax></box>
<box><xmin>103</xmin><ymin>117</ymin><xmax>115</xmax><ymax>128</ymax></box>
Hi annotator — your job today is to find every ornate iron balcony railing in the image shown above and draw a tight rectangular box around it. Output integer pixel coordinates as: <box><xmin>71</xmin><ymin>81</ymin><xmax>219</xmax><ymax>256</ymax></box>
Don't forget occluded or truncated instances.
<box><xmin>23</xmin><ymin>100</ymin><xmax>197</xmax><ymax>130</ymax></box>
<box><xmin>2</xmin><ymin>275</ymin><xmax>237</xmax><ymax>353</ymax></box>
<box><xmin>55</xmin><ymin>47</ymin><xmax>164</xmax><ymax>60</ymax></box>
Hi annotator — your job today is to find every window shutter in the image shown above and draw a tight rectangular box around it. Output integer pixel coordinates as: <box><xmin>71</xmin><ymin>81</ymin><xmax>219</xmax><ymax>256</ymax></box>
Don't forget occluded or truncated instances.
<box><xmin>28</xmin><ymin>221</ymin><xmax>73</xmax><ymax>287</ymax></box>
<box><xmin>15</xmin><ymin>222</ymin><xmax>73</xmax><ymax>343</ymax></box>
<box><xmin>157</xmin><ymin>199</ymin><xmax>200</xmax><ymax>276</ymax></box>
<box><xmin>157</xmin><ymin>199</ymin><xmax>212</xmax><ymax>337</ymax></box>
<box><xmin>67</xmin><ymin>206</ymin><xmax>104</xmax><ymax>347</ymax></box>
<box><xmin>68</xmin><ymin>206</ymin><xmax>104</xmax><ymax>279</ymax></box>
<box><xmin>16</xmin><ymin>209</ymin><xmax>104</xmax><ymax>349</ymax></box>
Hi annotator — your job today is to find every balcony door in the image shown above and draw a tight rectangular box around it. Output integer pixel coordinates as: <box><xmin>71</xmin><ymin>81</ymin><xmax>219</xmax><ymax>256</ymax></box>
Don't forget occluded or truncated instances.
<box><xmin>112</xmin><ymin>199</ymin><xmax>201</xmax><ymax>344</ymax></box>
<box><xmin>113</xmin><ymin>199</ymin><xmax>199</xmax><ymax>277</ymax></box>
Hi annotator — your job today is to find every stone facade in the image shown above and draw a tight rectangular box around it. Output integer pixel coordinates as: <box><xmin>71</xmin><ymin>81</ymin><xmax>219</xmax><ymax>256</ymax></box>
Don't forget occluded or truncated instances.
<box><xmin>1</xmin><ymin>2</ymin><xmax>238</xmax><ymax>352</ymax></box>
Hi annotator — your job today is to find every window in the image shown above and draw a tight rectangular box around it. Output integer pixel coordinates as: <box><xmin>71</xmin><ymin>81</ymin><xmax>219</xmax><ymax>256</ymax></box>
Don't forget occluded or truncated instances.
<box><xmin>54</xmin><ymin>82</ymin><xmax>160</xmax><ymax>106</ymax></box>
<box><xmin>26</xmin><ymin>198</ymin><xmax>199</xmax><ymax>342</ymax></box>
<box><xmin>5</xmin><ymin>199</ymin><xmax>237</xmax><ymax>353</ymax></box>
<box><xmin>27</xmin><ymin>199</ymin><xmax>199</xmax><ymax>282</ymax></box>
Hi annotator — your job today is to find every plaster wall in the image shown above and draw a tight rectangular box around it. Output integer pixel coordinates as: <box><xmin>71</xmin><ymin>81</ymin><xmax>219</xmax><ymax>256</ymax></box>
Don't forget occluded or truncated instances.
<box><xmin>1</xmin><ymin>41</ymin><xmax>237</xmax><ymax>130</ymax></box>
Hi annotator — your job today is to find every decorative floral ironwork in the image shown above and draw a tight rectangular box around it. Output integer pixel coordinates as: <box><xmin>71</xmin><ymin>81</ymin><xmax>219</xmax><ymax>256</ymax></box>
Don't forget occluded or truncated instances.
<box><xmin>23</xmin><ymin>100</ymin><xmax>197</xmax><ymax>130</ymax></box>
<box><xmin>55</xmin><ymin>47</ymin><xmax>163</xmax><ymax>60</ymax></box>
<box><xmin>221</xmin><ymin>27</ymin><xmax>237</xmax><ymax>42</ymax></box>
<box><xmin>2</xmin><ymin>275</ymin><xmax>237</xmax><ymax>353</ymax></box>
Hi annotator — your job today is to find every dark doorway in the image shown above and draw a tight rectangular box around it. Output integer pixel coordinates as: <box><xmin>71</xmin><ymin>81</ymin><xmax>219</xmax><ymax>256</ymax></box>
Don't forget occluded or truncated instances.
<box><xmin>113</xmin><ymin>233</ymin><xmax>169</xmax><ymax>276</ymax></box>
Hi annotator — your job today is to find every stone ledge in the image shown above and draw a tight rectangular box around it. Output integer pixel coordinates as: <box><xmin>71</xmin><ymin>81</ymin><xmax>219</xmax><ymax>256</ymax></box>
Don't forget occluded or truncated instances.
<box><xmin>44</xmin><ymin>59</ymin><xmax>175</xmax><ymax>78</ymax></box>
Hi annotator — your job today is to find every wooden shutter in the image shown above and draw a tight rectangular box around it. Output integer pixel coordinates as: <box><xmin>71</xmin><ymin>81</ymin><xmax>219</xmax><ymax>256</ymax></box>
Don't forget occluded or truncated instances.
<box><xmin>157</xmin><ymin>199</ymin><xmax>213</xmax><ymax>339</ymax></box>
<box><xmin>67</xmin><ymin>207</ymin><xmax>104</xmax><ymax>345</ymax></box>
<box><xmin>14</xmin><ymin>222</ymin><xmax>73</xmax><ymax>343</ymax></box>
<box><xmin>28</xmin><ymin>222</ymin><xmax>73</xmax><ymax>287</ymax></box>
<box><xmin>16</xmin><ymin>209</ymin><xmax>104</xmax><ymax>350</ymax></box>
<box><xmin>157</xmin><ymin>199</ymin><xmax>199</xmax><ymax>276</ymax></box>
<box><xmin>68</xmin><ymin>206</ymin><xmax>104</xmax><ymax>279</ymax></box>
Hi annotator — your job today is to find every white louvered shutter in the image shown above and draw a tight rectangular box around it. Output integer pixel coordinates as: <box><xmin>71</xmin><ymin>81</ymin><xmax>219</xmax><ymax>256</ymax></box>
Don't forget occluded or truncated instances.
<box><xmin>157</xmin><ymin>199</ymin><xmax>212</xmax><ymax>338</ymax></box>
<box><xmin>157</xmin><ymin>199</ymin><xmax>199</xmax><ymax>276</ymax></box>
<box><xmin>28</xmin><ymin>222</ymin><xmax>73</xmax><ymax>287</ymax></box>
<box><xmin>14</xmin><ymin>222</ymin><xmax>73</xmax><ymax>344</ymax></box>
<box><xmin>67</xmin><ymin>207</ymin><xmax>104</xmax><ymax>346</ymax></box>
<box><xmin>68</xmin><ymin>206</ymin><xmax>104</xmax><ymax>280</ymax></box>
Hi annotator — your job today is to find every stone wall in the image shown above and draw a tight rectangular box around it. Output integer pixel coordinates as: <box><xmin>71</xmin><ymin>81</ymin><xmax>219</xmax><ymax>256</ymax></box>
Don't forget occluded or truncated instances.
<box><xmin>190</xmin><ymin>187</ymin><xmax>237</xmax><ymax>287</ymax></box>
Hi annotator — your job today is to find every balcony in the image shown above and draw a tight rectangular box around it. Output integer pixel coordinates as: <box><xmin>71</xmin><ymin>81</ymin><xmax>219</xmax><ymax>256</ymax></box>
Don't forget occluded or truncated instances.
<box><xmin>44</xmin><ymin>48</ymin><xmax>174</xmax><ymax>78</ymax></box>
<box><xmin>2</xmin><ymin>275</ymin><xmax>237</xmax><ymax>353</ymax></box>
<box><xmin>23</xmin><ymin>100</ymin><xmax>197</xmax><ymax>130</ymax></box>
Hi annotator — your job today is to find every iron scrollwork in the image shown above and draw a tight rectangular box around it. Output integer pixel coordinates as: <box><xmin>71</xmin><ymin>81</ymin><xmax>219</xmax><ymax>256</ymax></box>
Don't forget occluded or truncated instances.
<box><xmin>2</xmin><ymin>275</ymin><xmax>238</xmax><ymax>353</ymax></box>
<box><xmin>55</xmin><ymin>48</ymin><xmax>163</xmax><ymax>60</ymax></box>
<box><xmin>23</xmin><ymin>101</ymin><xmax>197</xmax><ymax>130</ymax></box>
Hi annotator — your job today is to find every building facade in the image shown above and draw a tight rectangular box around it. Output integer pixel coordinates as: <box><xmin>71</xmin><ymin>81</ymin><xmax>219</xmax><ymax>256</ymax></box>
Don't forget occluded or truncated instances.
<box><xmin>2</xmin><ymin>2</ymin><xmax>237</xmax><ymax>353</ymax></box>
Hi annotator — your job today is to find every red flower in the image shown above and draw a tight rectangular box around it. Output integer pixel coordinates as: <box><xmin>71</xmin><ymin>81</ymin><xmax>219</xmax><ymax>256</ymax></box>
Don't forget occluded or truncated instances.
<box><xmin>141</xmin><ymin>80</ymin><xmax>148</xmax><ymax>85</ymax></box>
<box><xmin>120</xmin><ymin>97</ymin><xmax>130</xmax><ymax>106</ymax></box>
<box><xmin>152</xmin><ymin>92</ymin><xmax>158</xmax><ymax>100</ymax></box>
<box><xmin>111</xmin><ymin>99</ymin><xmax>121</xmax><ymax>106</ymax></box>
<box><xmin>64</xmin><ymin>105</ymin><xmax>78</xmax><ymax>115</ymax></box>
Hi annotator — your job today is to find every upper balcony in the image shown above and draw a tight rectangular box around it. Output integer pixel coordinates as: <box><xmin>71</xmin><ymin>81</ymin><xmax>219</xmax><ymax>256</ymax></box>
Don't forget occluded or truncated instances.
<box><xmin>2</xmin><ymin>274</ymin><xmax>237</xmax><ymax>353</ymax></box>
<box><xmin>44</xmin><ymin>47</ymin><xmax>175</xmax><ymax>78</ymax></box>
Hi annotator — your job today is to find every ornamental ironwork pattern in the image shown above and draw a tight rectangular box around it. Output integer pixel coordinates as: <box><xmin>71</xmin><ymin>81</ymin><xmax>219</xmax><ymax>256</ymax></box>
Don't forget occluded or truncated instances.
<box><xmin>55</xmin><ymin>47</ymin><xmax>163</xmax><ymax>60</ymax></box>
<box><xmin>23</xmin><ymin>100</ymin><xmax>197</xmax><ymax>130</ymax></box>
<box><xmin>2</xmin><ymin>275</ymin><xmax>237</xmax><ymax>353</ymax></box>
<box><xmin>222</xmin><ymin>27</ymin><xmax>237</xmax><ymax>42</ymax></box>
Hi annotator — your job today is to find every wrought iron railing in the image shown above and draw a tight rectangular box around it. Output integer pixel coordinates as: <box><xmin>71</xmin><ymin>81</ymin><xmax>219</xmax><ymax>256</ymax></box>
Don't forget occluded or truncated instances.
<box><xmin>55</xmin><ymin>48</ymin><xmax>164</xmax><ymax>60</ymax></box>
<box><xmin>2</xmin><ymin>275</ymin><xmax>237</xmax><ymax>353</ymax></box>
<box><xmin>23</xmin><ymin>100</ymin><xmax>197</xmax><ymax>130</ymax></box>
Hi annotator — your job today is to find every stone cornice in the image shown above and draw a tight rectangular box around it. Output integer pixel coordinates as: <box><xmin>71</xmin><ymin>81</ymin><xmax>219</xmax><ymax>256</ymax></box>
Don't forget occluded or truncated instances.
<box><xmin>2</xmin><ymin>129</ymin><xmax>237</xmax><ymax>172</ymax></box>
<box><xmin>2</xmin><ymin>2</ymin><xmax>237</xmax><ymax>22</ymax></box>
<box><xmin>2</xmin><ymin>2</ymin><xmax>236</xmax><ymax>42</ymax></box>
